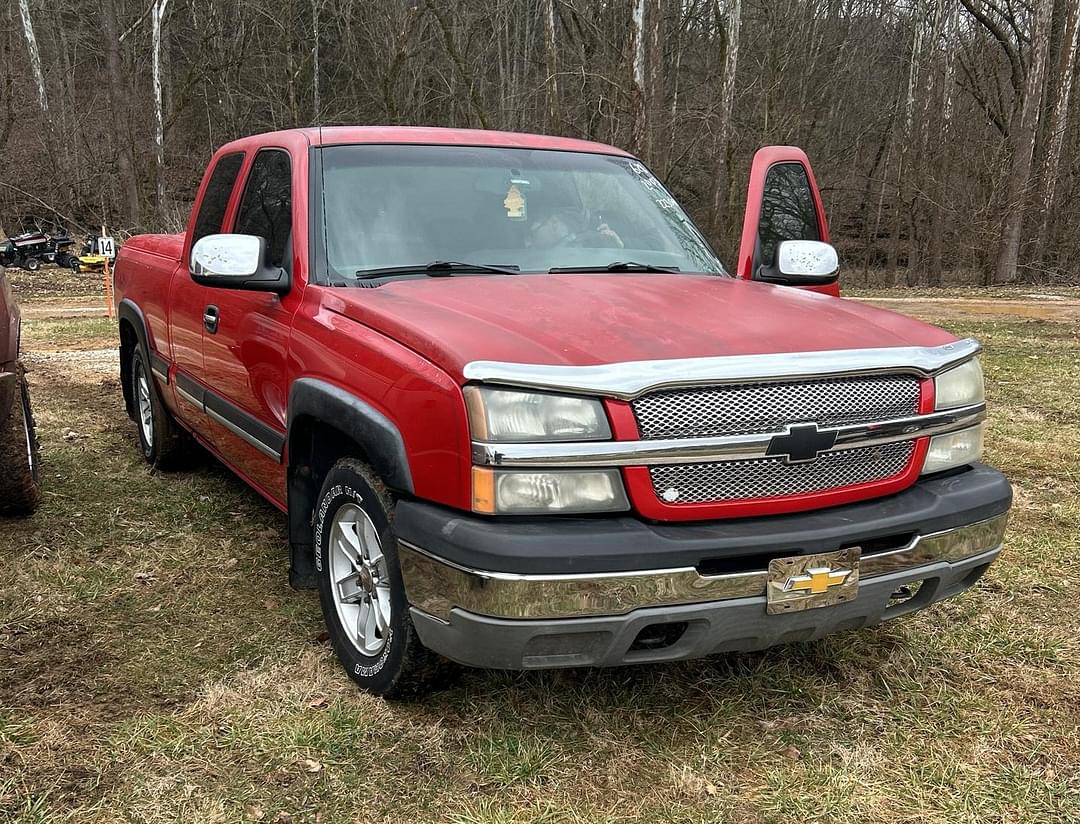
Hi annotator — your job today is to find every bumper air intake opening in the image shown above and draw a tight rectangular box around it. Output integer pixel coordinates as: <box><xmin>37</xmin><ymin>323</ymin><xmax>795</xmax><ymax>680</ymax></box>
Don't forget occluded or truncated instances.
<box><xmin>629</xmin><ymin>621</ymin><xmax>688</xmax><ymax>652</ymax></box>
<box><xmin>887</xmin><ymin>580</ymin><xmax>924</xmax><ymax>608</ymax></box>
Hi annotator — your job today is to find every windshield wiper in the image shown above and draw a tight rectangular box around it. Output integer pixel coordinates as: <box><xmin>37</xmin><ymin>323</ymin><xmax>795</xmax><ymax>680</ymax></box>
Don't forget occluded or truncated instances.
<box><xmin>354</xmin><ymin>260</ymin><xmax>520</xmax><ymax>279</ymax></box>
<box><xmin>548</xmin><ymin>261</ymin><xmax>680</xmax><ymax>274</ymax></box>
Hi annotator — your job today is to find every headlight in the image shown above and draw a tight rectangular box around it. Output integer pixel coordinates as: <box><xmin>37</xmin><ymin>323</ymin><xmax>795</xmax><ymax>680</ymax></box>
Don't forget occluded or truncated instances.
<box><xmin>922</xmin><ymin>424</ymin><xmax>984</xmax><ymax>474</ymax></box>
<box><xmin>465</xmin><ymin>386</ymin><xmax>611</xmax><ymax>442</ymax></box>
<box><xmin>472</xmin><ymin>467</ymin><xmax>629</xmax><ymax>515</ymax></box>
<box><xmin>935</xmin><ymin>357</ymin><xmax>984</xmax><ymax>409</ymax></box>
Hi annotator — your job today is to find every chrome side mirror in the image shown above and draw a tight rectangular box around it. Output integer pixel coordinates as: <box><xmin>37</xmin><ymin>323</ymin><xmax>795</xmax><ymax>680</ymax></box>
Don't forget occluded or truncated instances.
<box><xmin>760</xmin><ymin>240</ymin><xmax>839</xmax><ymax>285</ymax></box>
<box><xmin>190</xmin><ymin>234</ymin><xmax>263</xmax><ymax>278</ymax></box>
<box><xmin>189</xmin><ymin>233</ymin><xmax>290</xmax><ymax>294</ymax></box>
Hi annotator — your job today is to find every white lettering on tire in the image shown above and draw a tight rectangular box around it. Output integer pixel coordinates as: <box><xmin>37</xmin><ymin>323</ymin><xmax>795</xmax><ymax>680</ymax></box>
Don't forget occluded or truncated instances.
<box><xmin>314</xmin><ymin>483</ymin><xmax>365</xmax><ymax>572</ymax></box>
<box><xmin>354</xmin><ymin>628</ymin><xmax>393</xmax><ymax>676</ymax></box>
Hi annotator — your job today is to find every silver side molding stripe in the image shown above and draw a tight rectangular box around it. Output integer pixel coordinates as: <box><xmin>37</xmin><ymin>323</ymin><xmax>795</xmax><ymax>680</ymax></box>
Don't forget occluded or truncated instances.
<box><xmin>463</xmin><ymin>338</ymin><xmax>981</xmax><ymax>399</ymax></box>
<box><xmin>473</xmin><ymin>402</ymin><xmax>986</xmax><ymax>468</ymax></box>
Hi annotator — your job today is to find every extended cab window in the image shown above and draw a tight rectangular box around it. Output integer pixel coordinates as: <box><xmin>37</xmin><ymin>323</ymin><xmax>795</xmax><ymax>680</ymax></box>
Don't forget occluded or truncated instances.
<box><xmin>234</xmin><ymin>150</ymin><xmax>293</xmax><ymax>269</ymax></box>
<box><xmin>191</xmin><ymin>152</ymin><xmax>244</xmax><ymax>247</ymax></box>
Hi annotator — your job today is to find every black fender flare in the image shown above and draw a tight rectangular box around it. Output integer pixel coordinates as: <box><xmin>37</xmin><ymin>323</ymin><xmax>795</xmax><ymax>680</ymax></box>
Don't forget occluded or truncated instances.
<box><xmin>285</xmin><ymin>378</ymin><xmax>414</xmax><ymax>588</ymax></box>
<box><xmin>118</xmin><ymin>298</ymin><xmax>170</xmax><ymax>378</ymax></box>
<box><xmin>287</xmin><ymin>378</ymin><xmax>413</xmax><ymax>494</ymax></box>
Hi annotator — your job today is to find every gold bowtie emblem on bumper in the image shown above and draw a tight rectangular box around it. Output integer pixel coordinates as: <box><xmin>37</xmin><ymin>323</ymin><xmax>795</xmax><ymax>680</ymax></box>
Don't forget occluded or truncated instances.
<box><xmin>783</xmin><ymin>567</ymin><xmax>852</xmax><ymax>594</ymax></box>
<box><xmin>767</xmin><ymin>548</ymin><xmax>861</xmax><ymax>614</ymax></box>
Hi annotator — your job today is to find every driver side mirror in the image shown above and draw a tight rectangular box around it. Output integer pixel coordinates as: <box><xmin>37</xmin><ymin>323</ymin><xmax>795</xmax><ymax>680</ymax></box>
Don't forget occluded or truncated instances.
<box><xmin>758</xmin><ymin>240</ymin><xmax>839</xmax><ymax>285</ymax></box>
<box><xmin>190</xmin><ymin>233</ymin><xmax>290</xmax><ymax>294</ymax></box>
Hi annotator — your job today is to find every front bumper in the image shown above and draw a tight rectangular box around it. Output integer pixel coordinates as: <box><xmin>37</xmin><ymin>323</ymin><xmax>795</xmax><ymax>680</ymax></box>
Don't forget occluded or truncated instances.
<box><xmin>409</xmin><ymin>549</ymin><xmax>999</xmax><ymax>669</ymax></box>
<box><xmin>396</xmin><ymin>464</ymin><xmax>1011</xmax><ymax>669</ymax></box>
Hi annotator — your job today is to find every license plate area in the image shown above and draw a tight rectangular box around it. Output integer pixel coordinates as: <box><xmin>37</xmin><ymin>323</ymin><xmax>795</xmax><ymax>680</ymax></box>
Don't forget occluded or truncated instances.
<box><xmin>766</xmin><ymin>548</ymin><xmax>861</xmax><ymax>615</ymax></box>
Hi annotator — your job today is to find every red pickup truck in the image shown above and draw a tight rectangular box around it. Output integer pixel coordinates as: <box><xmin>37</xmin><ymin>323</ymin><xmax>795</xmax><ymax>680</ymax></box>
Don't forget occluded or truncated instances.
<box><xmin>114</xmin><ymin>127</ymin><xmax>1010</xmax><ymax>697</ymax></box>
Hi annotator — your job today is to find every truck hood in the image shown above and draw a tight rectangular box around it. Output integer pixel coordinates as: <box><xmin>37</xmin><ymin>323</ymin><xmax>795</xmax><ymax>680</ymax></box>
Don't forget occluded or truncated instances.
<box><xmin>325</xmin><ymin>274</ymin><xmax>956</xmax><ymax>380</ymax></box>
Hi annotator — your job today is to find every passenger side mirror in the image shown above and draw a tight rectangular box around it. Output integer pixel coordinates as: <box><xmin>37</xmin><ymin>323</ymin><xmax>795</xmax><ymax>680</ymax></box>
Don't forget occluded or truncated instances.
<box><xmin>758</xmin><ymin>240</ymin><xmax>839</xmax><ymax>285</ymax></box>
<box><xmin>190</xmin><ymin>233</ymin><xmax>290</xmax><ymax>294</ymax></box>
<box><xmin>736</xmin><ymin>147</ymin><xmax>839</xmax><ymax>295</ymax></box>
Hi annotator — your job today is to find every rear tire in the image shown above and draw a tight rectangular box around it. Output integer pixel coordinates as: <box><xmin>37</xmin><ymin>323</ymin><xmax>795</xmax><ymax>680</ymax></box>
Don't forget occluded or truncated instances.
<box><xmin>130</xmin><ymin>345</ymin><xmax>189</xmax><ymax>469</ymax></box>
<box><xmin>0</xmin><ymin>365</ymin><xmax>42</xmax><ymax>516</ymax></box>
<box><xmin>24</xmin><ymin>257</ymin><xmax>39</xmax><ymax>272</ymax></box>
<box><xmin>314</xmin><ymin>458</ymin><xmax>457</xmax><ymax>699</ymax></box>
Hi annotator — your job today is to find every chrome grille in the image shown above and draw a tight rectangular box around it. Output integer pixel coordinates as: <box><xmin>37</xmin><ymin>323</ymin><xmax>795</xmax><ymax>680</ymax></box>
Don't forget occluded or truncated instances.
<box><xmin>632</xmin><ymin>375</ymin><xmax>920</xmax><ymax>440</ymax></box>
<box><xmin>650</xmin><ymin>441</ymin><xmax>915</xmax><ymax>504</ymax></box>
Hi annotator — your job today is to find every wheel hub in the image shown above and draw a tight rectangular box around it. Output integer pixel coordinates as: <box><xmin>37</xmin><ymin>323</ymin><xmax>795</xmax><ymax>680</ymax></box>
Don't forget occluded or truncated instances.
<box><xmin>359</xmin><ymin>564</ymin><xmax>374</xmax><ymax>592</ymax></box>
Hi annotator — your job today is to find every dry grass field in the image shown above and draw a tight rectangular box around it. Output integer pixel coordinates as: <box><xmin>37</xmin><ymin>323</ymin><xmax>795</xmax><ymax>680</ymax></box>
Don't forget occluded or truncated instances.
<box><xmin>2</xmin><ymin>276</ymin><xmax>1078</xmax><ymax>822</ymax></box>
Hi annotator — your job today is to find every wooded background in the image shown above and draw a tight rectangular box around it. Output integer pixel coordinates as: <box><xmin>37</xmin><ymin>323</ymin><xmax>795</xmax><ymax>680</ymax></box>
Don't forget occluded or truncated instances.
<box><xmin>2</xmin><ymin>0</ymin><xmax>1079</xmax><ymax>285</ymax></box>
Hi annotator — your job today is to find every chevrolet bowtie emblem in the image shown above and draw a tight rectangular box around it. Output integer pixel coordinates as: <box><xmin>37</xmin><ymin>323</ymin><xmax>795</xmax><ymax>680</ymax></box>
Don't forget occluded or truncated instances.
<box><xmin>766</xmin><ymin>423</ymin><xmax>838</xmax><ymax>463</ymax></box>
<box><xmin>784</xmin><ymin>566</ymin><xmax>852</xmax><ymax>595</ymax></box>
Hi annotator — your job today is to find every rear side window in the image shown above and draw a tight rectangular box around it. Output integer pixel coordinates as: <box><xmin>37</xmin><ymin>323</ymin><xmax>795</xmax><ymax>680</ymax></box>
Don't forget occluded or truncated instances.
<box><xmin>191</xmin><ymin>152</ymin><xmax>244</xmax><ymax>247</ymax></box>
<box><xmin>234</xmin><ymin>150</ymin><xmax>293</xmax><ymax>269</ymax></box>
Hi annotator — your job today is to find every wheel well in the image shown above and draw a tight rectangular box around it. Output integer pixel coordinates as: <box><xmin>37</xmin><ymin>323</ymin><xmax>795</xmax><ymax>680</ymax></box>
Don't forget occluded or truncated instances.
<box><xmin>119</xmin><ymin>319</ymin><xmax>138</xmax><ymax>419</ymax></box>
<box><xmin>286</xmin><ymin>415</ymin><xmax>375</xmax><ymax>588</ymax></box>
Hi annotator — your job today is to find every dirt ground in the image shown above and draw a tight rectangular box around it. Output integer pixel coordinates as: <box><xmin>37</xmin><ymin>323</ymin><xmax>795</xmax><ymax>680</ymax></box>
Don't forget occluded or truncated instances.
<box><xmin>3</xmin><ymin>278</ymin><xmax>1079</xmax><ymax>823</ymax></box>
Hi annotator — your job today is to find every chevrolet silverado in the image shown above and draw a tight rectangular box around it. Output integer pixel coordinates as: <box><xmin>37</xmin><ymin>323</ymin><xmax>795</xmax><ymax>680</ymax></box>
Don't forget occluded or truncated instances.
<box><xmin>113</xmin><ymin>128</ymin><xmax>1011</xmax><ymax>697</ymax></box>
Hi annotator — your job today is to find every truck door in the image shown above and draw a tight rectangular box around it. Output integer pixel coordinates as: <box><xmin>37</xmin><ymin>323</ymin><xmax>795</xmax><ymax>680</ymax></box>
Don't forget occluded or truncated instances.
<box><xmin>198</xmin><ymin>147</ymin><xmax>298</xmax><ymax>501</ymax></box>
<box><xmin>736</xmin><ymin>146</ymin><xmax>839</xmax><ymax>297</ymax></box>
<box><xmin>171</xmin><ymin>151</ymin><xmax>246</xmax><ymax>431</ymax></box>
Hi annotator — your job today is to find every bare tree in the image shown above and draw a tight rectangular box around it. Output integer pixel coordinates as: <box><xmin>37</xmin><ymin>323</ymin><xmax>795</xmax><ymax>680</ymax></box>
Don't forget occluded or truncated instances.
<box><xmin>152</xmin><ymin>0</ymin><xmax>172</xmax><ymax>217</ymax></box>
<box><xmin>707</xmin><ymin>0</ymin><xmax>740</xmax><ymax>240</ymax></box>
<box><xmin>1036</xmin><ymin>0</ymin><xmax>1080</xmax><ymax>268</ymax></box>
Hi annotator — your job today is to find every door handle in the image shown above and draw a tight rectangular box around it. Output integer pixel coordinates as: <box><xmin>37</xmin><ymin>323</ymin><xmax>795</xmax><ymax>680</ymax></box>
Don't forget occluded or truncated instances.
<box><xmin>203</xmin><ymin>305</ymin><xmax>219</xmax><ymax>334</ymax></box>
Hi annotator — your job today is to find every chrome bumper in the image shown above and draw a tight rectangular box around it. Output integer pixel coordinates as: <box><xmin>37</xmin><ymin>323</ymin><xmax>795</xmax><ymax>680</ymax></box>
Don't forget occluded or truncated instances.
<box><xmin>399</xmin><ymin>512</ymin><xmax>1008</xmax><ymax>621</ymax></box>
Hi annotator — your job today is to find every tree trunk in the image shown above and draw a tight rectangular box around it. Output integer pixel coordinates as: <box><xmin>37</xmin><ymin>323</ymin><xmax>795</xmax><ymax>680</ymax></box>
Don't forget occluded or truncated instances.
<box><xmin>929</xmin><ymin>0</ymin><xmax>960</xmax><ymax>285</ymax></box>
<box><xmin>629</xmin><ymin>0</ymin><xmax>647</xmax><ymax>158</ymax></box>
<box><xmin>544</xmin><ymin>0</ymin><xmax>559</xmax><ymax>131</ymax></box>
<box><xmin>646</xmin><ymin>0</ymin><xmax>665</xmax><ymax>169</ymax></box>
<box><xmin>707</xmin><ymin>0</ymin><xmax>740</xmax><ymax>242</ymax></box>
<box><xmin>899</xmin><ymin>3</ymin><xmax>925</xmax><ymax>286</ymax></box>
<box><xmin>17</xmin><ymin>0</ymin><xmax>47</xmax><ymax>115</ymax></box>
<box><xmin>1036</xmin><ymin>0</ymin><xmax>1080</xmax><ymax>271</ymax></box>
<box><xmin>994</xmin><ymin>0</ymin><xmax>1053</xmax><ymax>284</ymax></box>
<box><xmin>103</xmin><ymin>0</ymin><xmax>140</xmax><ymax>226</ymax></box>
<box><xmin>152</xmin><ymin>0</ymin><xmax>171</xmax><ymax>220</ymax></box>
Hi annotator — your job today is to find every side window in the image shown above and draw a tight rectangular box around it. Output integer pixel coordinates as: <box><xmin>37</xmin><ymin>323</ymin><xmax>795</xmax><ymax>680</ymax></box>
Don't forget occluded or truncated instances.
<box><xmin>191</xmin><ymin>153</ymin><xmax>244</xmax><ymax>248</ymax></box>
<box><xmin>234</xmin><ymin>150</ymin><xmax>293</xmax><ymax>270</ymax></box>
<box><xmin>757</xmin><ymin>163</ymin><xmax>820</xmax><ymax>269</ymax></box>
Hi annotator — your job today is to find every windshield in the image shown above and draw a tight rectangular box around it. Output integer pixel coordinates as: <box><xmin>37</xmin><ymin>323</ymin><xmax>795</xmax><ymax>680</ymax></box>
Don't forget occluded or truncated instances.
<box><xmin>318</xmin><ymin>145</ymin><xmax>725</xmax><ymax>280</ymax></box>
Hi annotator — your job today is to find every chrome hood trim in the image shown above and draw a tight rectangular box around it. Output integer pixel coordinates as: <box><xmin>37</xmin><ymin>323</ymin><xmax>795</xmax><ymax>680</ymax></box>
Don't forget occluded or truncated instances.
<box><xmin>462</xmin><ymin>339</ymin><xmax>981</xmax><ymax>399</ymax></box>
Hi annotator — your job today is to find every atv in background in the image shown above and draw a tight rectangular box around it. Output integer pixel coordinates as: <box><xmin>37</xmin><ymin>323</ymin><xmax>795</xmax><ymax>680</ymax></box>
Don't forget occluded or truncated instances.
<box><xmin>0</xmin><ymin>268</ymin><xmax>41</xmax><ymax>515</ymax></box>
<box><xmin>0</xmin><ymin>231</ymin><xmax>79</xmax><ymax>272</ymax></box>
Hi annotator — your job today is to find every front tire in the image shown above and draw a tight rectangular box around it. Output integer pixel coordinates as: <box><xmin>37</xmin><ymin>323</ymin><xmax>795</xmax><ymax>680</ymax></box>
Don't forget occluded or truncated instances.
<box><xmin>24</xmin><ymin>257</ymin><xmax>39</xmax><ymax>272</ymax></box>
<box><xmin>314</xmin><ymin>458</ymin><xmax>456</xmax><ymax>698</ymax></box>
<box><xmin>0</xmin><ymin>365</ymin><xmax>42</xmax><ymax>516</ymax></box>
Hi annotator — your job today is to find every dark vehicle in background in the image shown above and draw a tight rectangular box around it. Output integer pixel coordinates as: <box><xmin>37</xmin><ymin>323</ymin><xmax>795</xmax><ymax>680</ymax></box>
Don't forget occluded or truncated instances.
<box><xmin>0</xmin><ymin>268</ymin><xmax>41</xmax><ymax>515</ymax></box>
<box><xmin>0</xmin><ymin>231</ymin><xmax>79</xmax><ymax>272</ymax></box>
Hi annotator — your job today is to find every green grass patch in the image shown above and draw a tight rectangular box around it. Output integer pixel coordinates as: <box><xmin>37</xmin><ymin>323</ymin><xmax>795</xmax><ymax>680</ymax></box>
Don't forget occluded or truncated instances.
<box><xmin>1</xmin><ymin>307</ymin><xmax>1078</xmax><ymax>822</ymax></box>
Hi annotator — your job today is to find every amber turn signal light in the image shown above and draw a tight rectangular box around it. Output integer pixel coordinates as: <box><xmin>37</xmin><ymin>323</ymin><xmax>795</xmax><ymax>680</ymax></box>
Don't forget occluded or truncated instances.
<box><xmin>472</xmin><ymin>466</ymin><xmax>496</xmax><ymax>514</ymax></box>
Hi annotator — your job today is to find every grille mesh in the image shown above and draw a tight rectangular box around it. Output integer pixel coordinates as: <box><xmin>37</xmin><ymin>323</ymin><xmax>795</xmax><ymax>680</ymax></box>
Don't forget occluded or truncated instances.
<box><xmin>633</xmin><ymin>375</ymin><xmax>920</xmax><ymax>440</ymax></box>
<box><xmin>650</xmin><ymin>441</ymin><xmax>915</xmax><ymax>504</ymax></box>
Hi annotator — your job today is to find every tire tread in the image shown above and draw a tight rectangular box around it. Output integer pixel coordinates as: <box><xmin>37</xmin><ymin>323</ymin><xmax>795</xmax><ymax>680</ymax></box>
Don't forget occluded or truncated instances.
<box><xmin>0</xmin><ymin>365</ymin><xmax>42</xmax><ymax>516</ymax></box>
